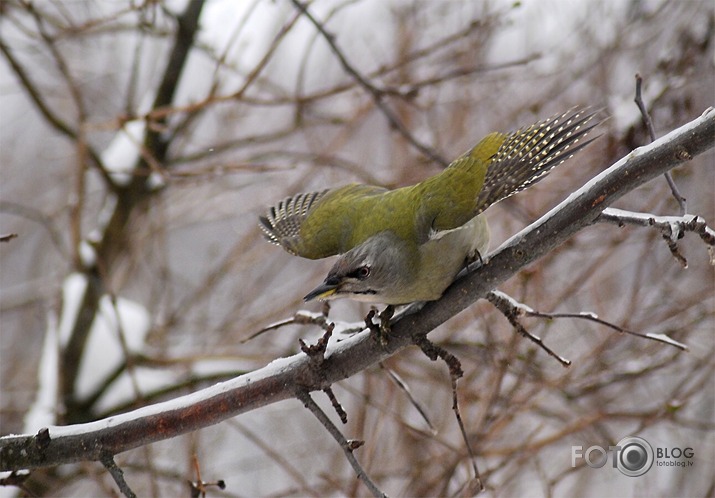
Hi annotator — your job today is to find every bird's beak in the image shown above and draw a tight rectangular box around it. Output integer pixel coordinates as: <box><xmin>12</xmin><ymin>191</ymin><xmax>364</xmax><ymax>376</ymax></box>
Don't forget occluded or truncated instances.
<box><xmin>304</xmin><ymin>279</ymin><xmax>339</xmax><ymax>301</ymax></box>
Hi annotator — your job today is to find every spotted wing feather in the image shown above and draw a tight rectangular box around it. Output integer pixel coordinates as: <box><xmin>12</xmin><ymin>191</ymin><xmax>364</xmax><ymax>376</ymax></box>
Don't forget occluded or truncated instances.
<box><xmin>259</xmin><ymin>189</ymin><xmax>329</xmax><ymax>255</ymax></box>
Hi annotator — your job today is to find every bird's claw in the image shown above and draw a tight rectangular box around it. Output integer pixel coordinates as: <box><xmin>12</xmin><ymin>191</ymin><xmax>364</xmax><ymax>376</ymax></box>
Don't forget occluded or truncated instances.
<box><xmin>365</xmin><ymin>305</ymin><xmax>395</xmax><ymax>346</ymax></box>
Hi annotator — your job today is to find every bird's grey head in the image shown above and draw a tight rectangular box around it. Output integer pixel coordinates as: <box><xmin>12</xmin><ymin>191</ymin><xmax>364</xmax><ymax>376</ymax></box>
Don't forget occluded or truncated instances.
<box><xmin>304</xmin><ymin>231</ymin><xmax>415</xmax><ymax>304</ymax></box>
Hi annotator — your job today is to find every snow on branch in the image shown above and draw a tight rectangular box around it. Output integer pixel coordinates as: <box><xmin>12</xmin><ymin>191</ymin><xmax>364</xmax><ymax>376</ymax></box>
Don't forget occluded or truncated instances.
<box><xmin>598</xmin><ymin>208</ymin><xmax>715</xmax><ymax>266</ymax></box>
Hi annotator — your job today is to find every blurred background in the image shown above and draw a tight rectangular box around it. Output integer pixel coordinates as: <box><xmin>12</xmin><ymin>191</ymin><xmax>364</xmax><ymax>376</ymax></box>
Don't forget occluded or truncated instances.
<box><xmin>1</xmin><ymin>0</ymin><xmax>713</xmax><ymax>496</ymax></box>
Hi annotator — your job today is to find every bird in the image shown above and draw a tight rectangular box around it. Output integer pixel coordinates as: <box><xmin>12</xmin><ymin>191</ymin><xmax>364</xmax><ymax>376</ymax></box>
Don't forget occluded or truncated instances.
<box><xmin>259</xmin><ymin>107</ymin><xmax>599</xmax><ymax>305</ymax></box>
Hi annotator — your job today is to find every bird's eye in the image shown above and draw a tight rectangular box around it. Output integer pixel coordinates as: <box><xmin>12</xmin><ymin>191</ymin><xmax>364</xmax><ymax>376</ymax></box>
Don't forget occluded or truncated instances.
<box><xmin>352</xmin><ymin>266</ymin><xmax>370</xmax><ymax>280</ymax></box>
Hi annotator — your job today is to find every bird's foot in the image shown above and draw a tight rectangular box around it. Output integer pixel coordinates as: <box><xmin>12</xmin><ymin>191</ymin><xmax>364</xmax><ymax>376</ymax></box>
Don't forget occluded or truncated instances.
<box><xmin>365</xmin><ymin>305</ymin><xmax>395</xmax><ymax>346</ymax></box>
<box><xmin>465</xmin><ymin>249</ymin><xmax>485</xmax><ymax>268</ymax></box>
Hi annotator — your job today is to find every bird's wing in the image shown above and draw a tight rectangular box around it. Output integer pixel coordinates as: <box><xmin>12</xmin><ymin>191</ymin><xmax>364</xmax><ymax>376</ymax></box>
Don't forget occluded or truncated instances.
<box><xmin>260</xmin><ymin>183</ymin><xmax>387</xmax><ymax>259</ymax></box>
<box><xmin>410</xmin><ymin>132</ymin><xmax>502</xmax><ymax>239</ymax></box>
<box><xmin>474</xmin><ymin>107</ymin><xmax>599</xmax><ymax>213</ymax></box>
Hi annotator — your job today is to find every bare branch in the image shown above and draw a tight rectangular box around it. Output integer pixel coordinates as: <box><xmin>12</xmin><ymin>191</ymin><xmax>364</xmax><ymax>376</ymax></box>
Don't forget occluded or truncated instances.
<box><xmin>296</xmin><ymin>390</ymin><xmax>385</xmax><ymax>498</ymax></box>
<box><xmin>0</xmin><ymin>36</ymin><xmax>113</xmax><ymax>188</ymax></box>
<box><xmin>0</xmin><ymin>201</ymin><xmax>67</xmax><ymax>256</ymax></box>
<box><xmin>290</xmin><ymin>0</ymin><xmax>448</xmax><ymax>166</ymax></box>
<box><xmin>380</xmin><ymin>364</ymin><xmax>436</xmax><ymax>434</ymax></box>
<box><xmin>486</xmin><ymin>291</ymin><xmax>571</xmax><ymax>367</ymax></box>
<box><xmin>412</xmin><ymin>334</ymin><xmax>483</xmax><ymax>493</ymax></box>
<box><xmin>634</xmin><ymin>74</ymin><xmax>658</xmax><ymax>142</ymax></box>
<box><xmin>487</xmin><ymin>290</ymin><xmax>688</xmax><ymax>352</ymax></box>
<box><xmin>635</xmin><ymin>73</ymin><xmax>687</xmax><ymax>213</ymax></box>
<box><xmin>188</xmin><ymin>454</ymin><xmax>226</xmax><ymax>498</ymax></box>
<box><xmin>0</xmin><ymin>39</ymin><xmax>75</xmax><ymax>139</ymax></box>
<box><xmin>598</xmin><ymin>208</ymin><xmax>715</xmax><ymax>267</ymax></box>
<box><xmin>243</xmin><ymin>309</ymin><xmax>340</xmax><ymax>343</ymax></box>
<box><xmin>101</xmin><ymin>454</ymin><xmax>137</xmax><ymax>498</ymax></box>
<box><xmin>140</xmin><ymin>0</ymin><xmax>205</xmax><ymax>170</ymax></box>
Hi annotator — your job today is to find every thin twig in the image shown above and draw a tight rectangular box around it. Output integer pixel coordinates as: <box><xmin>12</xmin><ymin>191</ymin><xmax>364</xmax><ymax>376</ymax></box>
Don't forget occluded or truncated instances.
<box><xmin>380</xmin><ymin>364</ymin><xmax>436</xmax><ymax>434</ymax></box>
<box><xmin>0</xmin><ymin>40</ymin><xmax>73</xmax><ymax>138</ymax></box>
<box><xmin>412</xmin><ymin>335</ymin><xmax>483</xmax><ymax>492</ymax></box>
<box><xmin>0</xmin><ymin>37</ymin><xmax>113</xmax><ymax>188</ymax></box>
<box><xmin>0</xmin><ymin>471</ymin><xmax>32</xmax><ymax>495</ymax></box>
<box><xmin>598</xmin><ymin>208</ymin><xmax>715</xmax><ymax>245</ymax></box>
<box><xmin>168</xmin><ymin>5</ymin><xmax>303</xmax><ymax>157</ymax></box>
<box><xmin>299</xmin><ymin>322</ymin><xmax>334</xmax><ymax>366</ymax></box>
<box><xmin>450</xmin><ymin>375</ymin><xmax>483</xmax><ymax>495</ymax></box>
<box><xmin>486</xmin><ymin>292</ymin><xmax>571</xmax><ymax>367</ymax></box>
<box><xmin>0</xmin><ymin>201</ymin><xmax>67</xmax><ymax>256</ymax></box>
<box><xmin>242</xmin><ymin>310</ymin><xmax>333</xmax><ymax>343</ymax></box>
<box><xmin>140</xmin><ymin>0</ymin><xmax>206</xmax><ymax>172</ymax></box>
<box><xmin>635</xmin><ymin>74</ymin><xmax>687</xmax><ymax>214</ymax></box>
<box><xmin>26</xmin><ymin>2</ymin><xmax>87</xmax><ymax>120</ymax></box>
<box><xmin>100</xmin><ymin>454</ymin><xmax>137</xmax><ymax>498</ymax></box>
<box><xmin>300</xmin><ymin>325</ymin><xmax>350</xmax><ymax>423</ymax></box>
<box><xmin>295</xmin><ymin>389</ymin><xmax>386</xmax><ymax>498</ymax></box>
<box><xmin>598</xmin><ymin>208</ymin><xmax>715</xmax><ymax>268</ymax></box>
<box><xmin>488</xmin><ymin>290</ymin><xmax>688</xmax><ymax>351</ymax></box>
<box><xmin>527</xmin><ymin>311</ymin><xmax>688</xmax><ymax>351</ymax></box>
<box><xmin>188</xmin><ymin>454</ymin><xmax>226</xmax><ymax>498</ymax></box>
<box><xmin>323</xmin><ymin>387</ymin><xmax>348</xmax><ymax>424</ymax></box>
<box><xmin>290</xmin><ymin>0</ymin><xmax>448</xmax><ymax>166</ymax></box>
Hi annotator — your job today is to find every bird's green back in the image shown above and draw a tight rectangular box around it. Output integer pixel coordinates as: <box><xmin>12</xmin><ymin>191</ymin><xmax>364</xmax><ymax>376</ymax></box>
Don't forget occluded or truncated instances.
<box><xmin>293</xmin><ymin>132</ymin><xmax>503</xmax><ymax>258</ymax></box>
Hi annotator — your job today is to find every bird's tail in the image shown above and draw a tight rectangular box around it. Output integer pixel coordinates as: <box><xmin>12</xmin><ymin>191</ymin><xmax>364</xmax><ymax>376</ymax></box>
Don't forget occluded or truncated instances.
<box><xmin>475</xmin><ymin>107</ymin><xmax>601</xmax><ymax>213</ymax></box>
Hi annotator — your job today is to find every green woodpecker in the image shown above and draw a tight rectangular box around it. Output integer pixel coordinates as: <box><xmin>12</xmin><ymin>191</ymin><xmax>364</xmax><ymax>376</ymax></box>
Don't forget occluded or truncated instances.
<box><xmin>260</xmin><ymin>108</ymin><xmax>598</xmax><ymax>305</ymax></box>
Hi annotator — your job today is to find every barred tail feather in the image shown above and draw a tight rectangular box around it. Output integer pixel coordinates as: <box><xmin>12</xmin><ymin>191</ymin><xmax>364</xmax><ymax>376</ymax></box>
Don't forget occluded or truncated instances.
<box><xmin>475</xmin><ymin>108</ymin><xmax>600</xmax><ymax>212</ymax></box>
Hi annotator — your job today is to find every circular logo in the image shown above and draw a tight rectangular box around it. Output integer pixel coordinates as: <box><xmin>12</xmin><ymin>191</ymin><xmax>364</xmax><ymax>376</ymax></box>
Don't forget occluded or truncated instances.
<box><xmin>616</xmin><ymin>436</ymin><xmax>654</xmax><ymax>477</ymax></box>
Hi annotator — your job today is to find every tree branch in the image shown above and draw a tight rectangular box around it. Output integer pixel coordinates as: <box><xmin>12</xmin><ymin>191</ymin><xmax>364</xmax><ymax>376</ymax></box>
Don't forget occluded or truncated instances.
<box><xmin>0</xmin><ymin>36</ymin><xmax>113</xmax><ymax>188</ymax></box>
<box><xmin>598</xmin><ymin>208</ymin><xmax>715</xmax><ymax>267</ymax></box>
<box><xmin>101</xmin><ymin>453</ymin><xmax>137</xmax><ymax>498</ymax></box>
<box><xmin>95</xmin><ymin>0</ymin><xmax>206</xmax><ymax>272</ymax></box>
<box><xmin>296</xmin><ymin>390</ymin><xmax>384</xmax><ymax>498</ymax></box>
<box><xmin>1</xmin><ymin>107</ymin><xmax>713</xmax><ymax>472</ymax></box>
<box><xmin>290</xmin><ymin>0</ymin><xmax>449</xmax><ymax>166</ymax></box>
<box><xmin>635</xmin><ymin>73</ymin><xmax>688</xmax><ymax>213</ymax></box>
